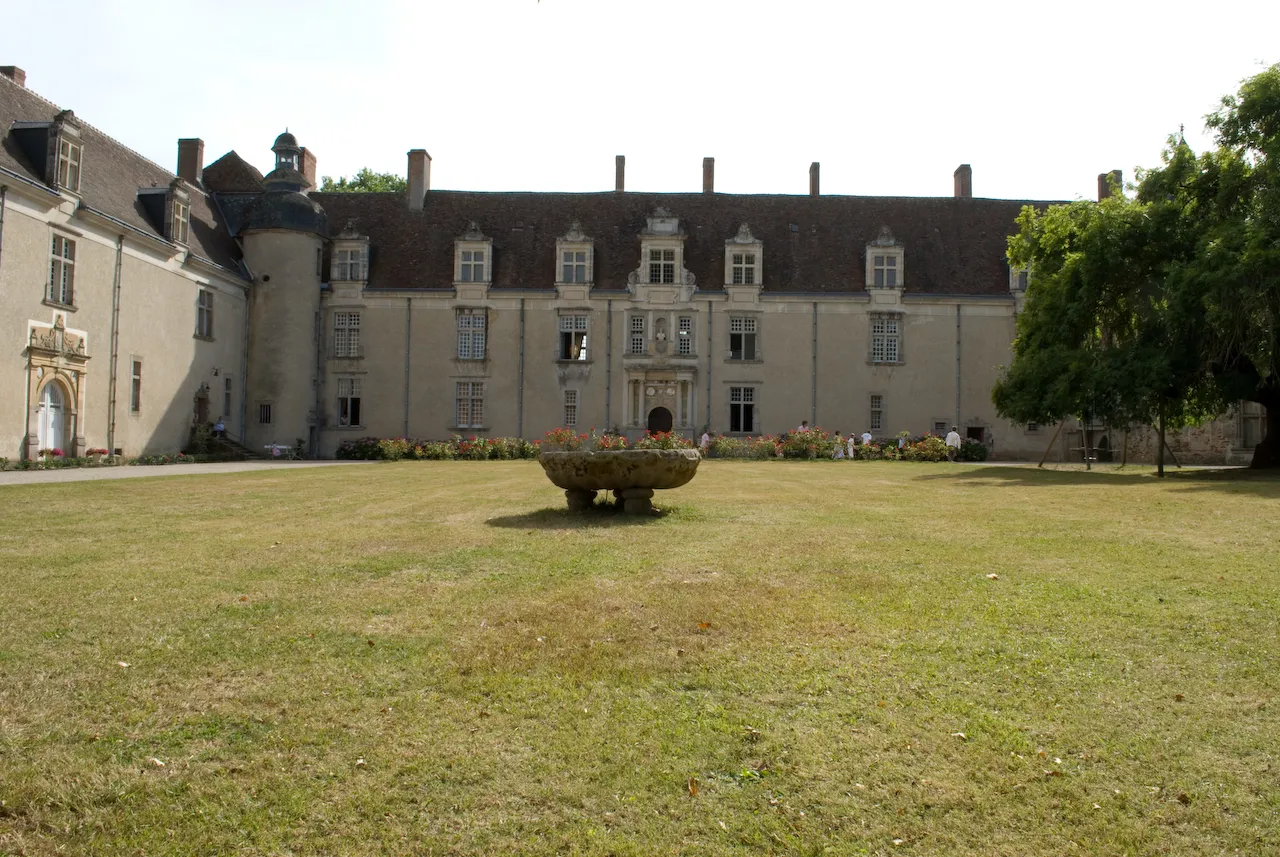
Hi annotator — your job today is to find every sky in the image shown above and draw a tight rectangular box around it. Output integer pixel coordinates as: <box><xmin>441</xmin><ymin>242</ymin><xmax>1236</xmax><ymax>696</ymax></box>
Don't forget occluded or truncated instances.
<box><xmin>2</xmin><ymin>0</ymin><xmax>1277</xmax><ymax>201</ymax></box>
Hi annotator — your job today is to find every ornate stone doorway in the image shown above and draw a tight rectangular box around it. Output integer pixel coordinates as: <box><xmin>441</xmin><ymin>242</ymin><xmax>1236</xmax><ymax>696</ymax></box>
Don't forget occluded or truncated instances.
<box><xmin>647</xmin><ymin>406</ymin><xmax>673</xmax><ymax>433</ymax></box>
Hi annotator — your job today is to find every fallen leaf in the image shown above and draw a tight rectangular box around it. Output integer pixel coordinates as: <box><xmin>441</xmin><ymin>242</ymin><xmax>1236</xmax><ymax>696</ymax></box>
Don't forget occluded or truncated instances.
<box><xmin>718</xmin><ymin>820</ymin><xmax>727</xmax><ymax>831</ymax></box>
<box><xmin>687</xmin><ymin>777</ymin><xmax>698</xmax><ymax>797</ymax></box>
<box><xmin>355</xmin><ymin>758</ymin><xmax>367</xmax><ymax>767</ymax></box>
<box><xmin>148</xmin><ymin>757</ymin><xmax>165</xmax><ymax>768</ymax></box>
<box><xmin>1044</xmin><ymin>769</ymin><xmax>1063</xmax><ymax>777</ymax></box>
<box><xmin>987</xmin><ymin>573</ymin><xmax>999</xmax><ymax>580</ymax></box>
<box><xmin>367</xmin><ymin>640</ymin><xmax>375</xmax><ymax>648</ymax></box>
<box><xmin>1092</xmin><ymin>803</ymin><xmax>1102</xmax><ymax>810</ymax></box>
<box><xmin>951</xmin><ymin>732</ymin><xmax>967</xmax><ymax>740</ymax></box>
<box><xmin>892</xmin><ymin>839</ymin><xmax>905</xmax><ymax>846</ymax></box>
<box><xmin>239</xmin><ymin>595</ymin><xmax>248</xmax><ymax>602</ymax></box>
<box><xmin>1174</xmin><ymin>693</ymin><xmax>1185</xmax><ymax>702</ymax></box>
<box><xmin>116</xmin><ymin>661</ymin><xmax>130</xmax><ymax>668</ymax></box>
<box><xmin>1177</xmin><ymin>792</ymin><xmax>1191</xmax><ymax>805</ymax></box>
<box><xmin>698</xmin><ymin>622</ymin><xmax>712</xmax><ymax>630</ymax></box>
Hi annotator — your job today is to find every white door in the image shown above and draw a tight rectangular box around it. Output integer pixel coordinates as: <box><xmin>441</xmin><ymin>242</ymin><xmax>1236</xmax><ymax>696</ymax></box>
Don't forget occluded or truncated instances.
<box><xmin>38</xmin><ymin>384</ymin><xmax>65</xmax><ymax>451</ymax></box>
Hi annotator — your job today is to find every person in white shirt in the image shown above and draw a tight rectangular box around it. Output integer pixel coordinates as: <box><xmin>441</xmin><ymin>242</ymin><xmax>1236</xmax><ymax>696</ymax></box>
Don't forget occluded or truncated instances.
<box><xmin>700</xmin><ymin>430</ymin><xmax>711</xmax><ymax>453</ymax></box>
<box><xmin>861</xmin><ymin>430</ymin><xmax>873</xmax><ymax>446</ymax></box>
<box><xmin>847</xmin><ymin>432</ymin><xmax>856</xmax><ymax>459</ymax></box>
<box><xmin>797</xmin><ymin>420</ymin><xmax>810</xmax><ymax>433</ymax></box>
<box><xmin>945</xmin><ymin>426</ymin><xmax>963</xmax><ymax>461</ymax></box>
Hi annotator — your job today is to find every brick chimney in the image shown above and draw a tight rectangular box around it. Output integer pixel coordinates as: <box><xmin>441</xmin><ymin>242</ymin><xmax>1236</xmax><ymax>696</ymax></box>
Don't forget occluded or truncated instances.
<box><xmin>954</xmin><ymin>163</ymin><xmax>972</xmax><ymax>199</ymax></box>
<box><xmin>1097</xmin><ymin>169</ymin><xmax>1122</xmax><ymax>201</ymax></box>
<box><xmin>0</xmin><ymin>66</ymin><xmax>25</xmax><ymax>87</ymax></box>
<box><xmin>177</xmin><ymin>138</ymin><xmax>204</xmax><ymax>185</ymax></box>
<box><xmin>809</xmin><ymin>162</ymin><xmax>820</xmax><ymax>196</ymax></box>
<box><xmin>615</xmin><ymin>155</ymin><xmax>625</xmax><ymax>193</ymax></box>
<box><xmin>299</xmin><ymin>147</ymin><xmax>317</xmax><ymax>189</ymax></box>
<box><xmin>703</xmin><ymin>157</ymin><xmax>714</xmax><ymax>194</ymax></box>
<box><xmin>407</xmin><ymin>149</ymin><xmax>431</xmax><ymax>210</ymax></box>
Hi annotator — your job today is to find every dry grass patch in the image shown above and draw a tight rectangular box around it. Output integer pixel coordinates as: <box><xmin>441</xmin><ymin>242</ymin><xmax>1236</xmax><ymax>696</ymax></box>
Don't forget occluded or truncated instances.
<box><xmin>1</xmin><ymin>461</ymin><xmax>1278</xmax><ymax>855</ymax></box>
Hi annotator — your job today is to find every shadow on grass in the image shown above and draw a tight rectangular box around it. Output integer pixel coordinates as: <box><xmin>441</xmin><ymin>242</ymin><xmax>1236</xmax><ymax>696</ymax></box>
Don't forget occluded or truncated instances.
<box><xmin>915</xmin><ymin>464</ymin><xmax>1280</xmax><ymax>496</ymax></box>
<box><xmin>487</xmin><ymin>502</ymin><xmax>677</xmax><ymax>530</ymax></box>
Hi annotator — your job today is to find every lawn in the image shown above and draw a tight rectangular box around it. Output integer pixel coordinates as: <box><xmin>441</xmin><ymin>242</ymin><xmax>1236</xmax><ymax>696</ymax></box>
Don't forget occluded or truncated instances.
<box><xmin>1</xmin><ymin>461</ymin><xmax>1278</xmax><ymax>856</ymax></box>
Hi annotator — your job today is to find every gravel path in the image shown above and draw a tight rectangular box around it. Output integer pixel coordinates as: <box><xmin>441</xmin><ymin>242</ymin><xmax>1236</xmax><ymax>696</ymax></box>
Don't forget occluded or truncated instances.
<box><xmin>0</xmin><ymin>460</ymin><xmax>365</xmax><ymax>487</ymax></box>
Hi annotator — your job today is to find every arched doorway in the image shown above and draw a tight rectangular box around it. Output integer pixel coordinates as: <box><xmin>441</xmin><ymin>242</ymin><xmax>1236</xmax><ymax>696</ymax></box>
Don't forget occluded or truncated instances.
<box><xmin>37</xmin><ymin>383</ymin><xmax>66</xmax><ymax>451</ymax></box>
<box><xmin>647</xmin><ymin>406</ymin><xmax>673</xmax><ymax>433</ymax></box>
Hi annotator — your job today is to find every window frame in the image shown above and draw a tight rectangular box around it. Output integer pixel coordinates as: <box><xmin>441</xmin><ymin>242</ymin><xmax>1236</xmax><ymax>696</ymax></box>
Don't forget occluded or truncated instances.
<box><xmin>333</xmin><ymin>311</ymin><xmax>361</xmax><ymax>358</ymax></box>
<box><xmin>730</xmin><ymin>252</ymin><xmax>757</xmax><ymax>285</ymax></box>
<box><xmin>628</xmin><ymin>314</ymin><xmax>646</xmax><ymax>356</ymax></box>
<box><xmin>870</xmin><ymin>313</ymin><xmax>902</xmax><ymax>364</ymax></box>
<box><xmin>647</xmin><ymin>248</ymin><xmax>676</xmax><ymax>284</ymax></box>
<box><xmin>57</xmin><ymin>137</ymin><xmax>82</xmax><ymax>193</ymax></box>
<box><xmin>728</xmin><ymin>315</ymin><xmax>759</xmax><ymax>361</ymax></box>
<box><xmin>335</xmin><ymin>247</ymin><xmax>367</xmax><ymax>282</ymax></box>
<box><xmin>258</xmin><ymin>402</ymin><xmax>273</xmax><ymax>425</ymax></box>
<box><xmin>454</xmin><ymin>381</ymin><xmax>485</xmax><ymax>429</ymax></box>
<box><xmin>558</xmin><ymin>314</ymin><xmax>589</xmax><ymax>361</ymax></box>
<box><xmin>563</xmin><ymin>389</ymin><xmax>579</xmax><ymax>427</ymax></box>
<box><xmin>729</xmin><ymin>385</ymin><xmax>756</xmax><ymax>434</ymax></box>
<box><xmin>195</xmin><ymin>288</ymin><xmax>214</xmax><ymax>339</ymax></box>
<box><xmin>48</xmin><ymin>234</ymin><xmax>76</xmax><ymax>306</ymax></box>
<box><xmin>456</xmin><ymin>309</ymin><xmax>487</xmax><ymax>361</ymax></box>
<box><xmin>337</xmin><ymin>377</ymin><xmax>363</xmax><ymax>427</ymax></box>
<box><xmin>677</xmin><ymin>315</ymin><xmax>694</xmax><ymax>356</ymax></box>
<box><xmin>171</xmin><ymin>198</ymin><xmax>189</xmax><ymax>245</ymax></box>
<box><xmin>129</xmin><ymin>359</ymin><xmax>142</xmax><ymax>414</ymax></box>
<box><xmin>870</xmin><ymin>394</ymin><xmax>884</xmax><ymax>433</ymax></box>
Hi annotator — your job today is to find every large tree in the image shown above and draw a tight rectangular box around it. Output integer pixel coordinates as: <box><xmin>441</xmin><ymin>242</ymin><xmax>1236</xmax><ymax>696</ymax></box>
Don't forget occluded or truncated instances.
<box><xmin>995</xmin><ymin>64</ymin><xmax>1280</xmax><ymax>469</ymax></box>
<box><xmin>318</xmin><ymin>168</ymin><xmax>407</xmax><ymax>193</ymax></box>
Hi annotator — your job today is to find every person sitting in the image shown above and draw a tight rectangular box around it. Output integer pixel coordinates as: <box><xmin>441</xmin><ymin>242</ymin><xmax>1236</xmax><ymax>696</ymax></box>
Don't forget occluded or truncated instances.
<box><xmin>213</xmin><ymin>417</ymin><xmax>226</xmax><ymax>438</ymax></box>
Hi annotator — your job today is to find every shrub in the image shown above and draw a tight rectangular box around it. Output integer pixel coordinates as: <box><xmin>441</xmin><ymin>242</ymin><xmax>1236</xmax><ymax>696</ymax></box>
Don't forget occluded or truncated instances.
<box><xmin>377</xmin><ymin>438</ymin><xmax>412</xmax><ymax>461</ymax></box>
<box><xmin>709</xmin><ymin>436</ymin><xmax>748</xmax><ymax>458</ymax></box>
<box><xmin>633</xmin><ymin>430</ymin><xmax>695</xmax><ymax>450</ymax></box>
<box><xmin>959</xmin><ymin>438</ymin><xmax>989</xmax><ymax>461</ymax></box>
<box><xmin>336</xmin><ymin>437</ymin><xmax>384</xmax><ymax>460</ymax></box>
<box><xmin>544</xmin><ymin>427</ymin><xmax>587</xmax><ymax>450</ymax></box>
<box><xmin>591</xmin><ymin>430</ymin><xmax>630</xmax><ymax>451</ymax></box>
<box><xmin>780</xmin><ymin>428</ymin><xmax>836</xmax><ymax>459</ymax></box>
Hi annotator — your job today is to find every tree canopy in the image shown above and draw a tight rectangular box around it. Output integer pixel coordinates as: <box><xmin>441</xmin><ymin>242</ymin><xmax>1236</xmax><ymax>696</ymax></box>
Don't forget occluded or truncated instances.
<box><xmin>318</xmin><ymin>168</ymin><xmax>407</xmax><ymax>193</ymax></box>
<box><xmin>994</xmin><ymin>63</ymin><xmax>1280</xmax><ymax>468</ymax></box>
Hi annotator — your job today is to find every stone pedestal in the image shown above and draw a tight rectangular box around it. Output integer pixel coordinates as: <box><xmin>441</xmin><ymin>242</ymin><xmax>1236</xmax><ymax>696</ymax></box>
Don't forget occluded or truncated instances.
<box><xmin>617</xmin><ymin>487</ymin><xmax>655</xmax><ymax>514</ymax></box>
<box><xmin>565</xmin><ymin>489</ymin><xmax>598</xmax><ymax>511</ymax></box>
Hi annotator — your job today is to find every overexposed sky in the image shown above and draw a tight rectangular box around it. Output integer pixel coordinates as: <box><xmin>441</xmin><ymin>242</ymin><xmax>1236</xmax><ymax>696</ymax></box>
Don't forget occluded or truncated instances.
<box><xmin>3</xmin><ymin>0</ymin><xmax>1277</xmax><ymax>200</ymax></box>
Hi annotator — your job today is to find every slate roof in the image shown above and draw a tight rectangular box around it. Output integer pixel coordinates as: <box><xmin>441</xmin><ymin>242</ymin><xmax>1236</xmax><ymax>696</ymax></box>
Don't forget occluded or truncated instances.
<box><xmin>202</xmin><ymin>150</ymin><xmax>264</xmax><ymax>193</ymax></box>
<box><xmin>0</xmin><ymin>73</ymin><xmax>241</xmax><ymax>274</ymax></box>
<box><xmin>314</xmin><ymin>190</ymin><xmax>1055</xmax><ymax>295</ymax></box>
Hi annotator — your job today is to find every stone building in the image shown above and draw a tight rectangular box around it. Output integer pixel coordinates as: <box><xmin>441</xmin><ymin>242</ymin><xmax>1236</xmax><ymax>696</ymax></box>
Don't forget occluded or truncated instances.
<box><xmin>0</xmin><ymin>67</ymin><xmax>1258</xmax><ymax>462</ymax></box>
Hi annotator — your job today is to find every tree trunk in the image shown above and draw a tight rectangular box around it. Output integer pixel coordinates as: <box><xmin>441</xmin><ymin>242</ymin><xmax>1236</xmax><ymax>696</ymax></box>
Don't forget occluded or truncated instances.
<box><xmin>1251</xmin><ymin>400</ymin><xmax>1280</xmax><ymax>469</ymax></box>
<box><xmin>1157</xmin><ymin>402</ymin><xmax>1165</xmax><ymax>478</ymax></box>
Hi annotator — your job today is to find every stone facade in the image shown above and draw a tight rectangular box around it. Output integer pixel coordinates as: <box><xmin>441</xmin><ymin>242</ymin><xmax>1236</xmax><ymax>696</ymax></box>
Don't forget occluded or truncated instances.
<box><xmin>0</xmin><ymin>66</ymin><xmax>1254</xmax><ymax>464</ymax></box>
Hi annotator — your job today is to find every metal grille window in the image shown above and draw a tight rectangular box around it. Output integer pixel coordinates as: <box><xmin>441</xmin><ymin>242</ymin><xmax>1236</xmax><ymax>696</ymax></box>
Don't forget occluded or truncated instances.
<box><xmin>457</xmin><ymin>312</ymin><xmax>486</xmax><ymax>360</ymax></box>
<box><xmin>678</xmin><ymin>316</ymin><xmax>693</xmax><ymax>356</ymax></box>
<box><xmin>336</xmin><ymin>248</ymin><xmax>366</xmax><ymax>281</ymax></box>
<box><xmin>559</xmin><ymin>314</ymin><xmax>588</xmax><ymax>360</ymax></box>
<box><xmin>196</xmin><ymin>289</ymin><xmax>214</xmax><ymax>338</ymax></box>
<box><xmin>455</xmin><ymin>381</ymin><xmax>484</xmax><ymax>428</ymax></box>
<box><xmin>563</xmin><ymin>389</ymin><xmax>578</xmax><ymax>427</ymax></box>
<box><xmin>561</xmin><ymin>250</ymin><xmax>588</xmax><ymax>283</ymax></box>
<box><xmin>729</xmin><ymin>386</ymin><xmax>755</xmax><ymax>433</ymax></box>
<box><xmin>171</xmin><ymin>200</ymin><xmax>189</xmax><ymax>244</ymax></box>
<box><xmin>871</xmin><ymin>316</ymin><xmax>900</xmax><ymax>363</ymax></box>
<box><xmin>459</xmin><ymin>249</ymin><xmax>485</xmax><ymax>282</ymax></box>
<box><xmin>629</xmin><ymin>315</ymin><xmax>645</xmax><ymax>355</ymax></box>
<box><xmin>337</xmin><ymin>378</ymin><xmax>362</xmax><ymax>426</ymax></box>
<box><xmin>648</xmin><ymin>248</ymin><xmax>675</xmax><ymax>284</ymax></box>
<box><xmin>49</xmin><ymin>235</ymin><xmax>75</xmax><ymax>305</ymax></box>
<box><xmin>334</xmin><ymin>312</ymin><xmax>361</xmax><ymax>357</ymax></box>
<box><xmin>729</xmin><ymin>316</ymin><xmax>758</xmax><ymax>360</ymax></box>
<box><xmin>731</xmin><ymin>253</ymin><xmax>756</xmax><ymax>285</ymax></box>
<box><xmin>58</xmin><ymin>139</ymin><xmax>81</xmax><ymax>191</ymax></box>
<box><xmin>870</xmin><ymin>395</ymin><xmax>884</xmax><ymax>432</ymax></box>
<box><xmin>873</xmin><ymin>254</ymin><xmax>899</xmax><ymax>287</ymax></box>
<box><xmin>130</xmin><ymin>360</ymin><xmax>142</xmax><ymax>413</ymax></box>
<box><xmin>933</xmin><ymin>421</ymin><xmax>948</xmax><ymax>436</ymax></box>
<box><xmin>258</xmin><ymin>403</ymin><xmax>272</xmax><ymax>424</ymax></box>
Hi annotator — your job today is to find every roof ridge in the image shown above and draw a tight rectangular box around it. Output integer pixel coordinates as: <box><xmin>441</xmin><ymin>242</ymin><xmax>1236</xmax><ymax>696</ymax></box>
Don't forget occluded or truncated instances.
<box><xmin>2</xmin><ymin>72</ymin><xmax>183</xmax><ymax>188</ymax></box>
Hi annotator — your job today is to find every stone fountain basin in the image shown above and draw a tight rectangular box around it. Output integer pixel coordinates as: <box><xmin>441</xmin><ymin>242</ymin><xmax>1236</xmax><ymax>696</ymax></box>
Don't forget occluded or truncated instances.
<box><xmin>538</xmin><ymin>449</ymin><xmax>702</xmax><ymax>492</ymax></box>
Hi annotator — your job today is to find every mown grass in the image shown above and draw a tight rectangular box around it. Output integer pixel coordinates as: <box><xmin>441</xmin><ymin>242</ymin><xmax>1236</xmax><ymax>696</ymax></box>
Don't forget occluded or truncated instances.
<box><xmin>1</xmin><ymin>461</ymin><xmax>1278</xmax><ymax>856</ymax></box>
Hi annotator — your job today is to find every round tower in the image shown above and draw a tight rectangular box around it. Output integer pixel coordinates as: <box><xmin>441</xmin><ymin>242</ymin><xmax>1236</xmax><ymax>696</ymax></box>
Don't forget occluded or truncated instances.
<box><xmin>239</xmin><ymin>132</ymin><xmax>327</xmax><ymax>456</ymax></box>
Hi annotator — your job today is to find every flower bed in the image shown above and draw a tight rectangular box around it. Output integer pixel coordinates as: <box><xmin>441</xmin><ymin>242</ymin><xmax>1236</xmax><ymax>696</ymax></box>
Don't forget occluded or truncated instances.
<box><xmin>335</xmin><ymin>435</ymin><xmax>541</xmax><ymax>461</ymax></box>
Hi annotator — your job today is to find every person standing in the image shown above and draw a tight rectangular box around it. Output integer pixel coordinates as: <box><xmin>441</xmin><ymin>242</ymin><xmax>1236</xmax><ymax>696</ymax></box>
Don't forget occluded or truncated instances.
<box><xmin>700</xmin><ymin>429</ymin><xmax>711</xmax><ymax>454</ymax></box>
<box><xmin>945</xmin><ymin>425</ymin><xmax>963</xmax><ymax>461</ymax></box>
<box><xmin>797</xmin><ymin>420</ymin><xmax>810</xmax><ymax>433</ymax></box>
<box><xmin>832</xmin><ymin>432</ymin><xmax>845</xmax><ymax>459</ymax></box>
<box><xmin>861</xmin><ymin>429</ymin><xmax>873</xmax><ymax>446</ymax></box>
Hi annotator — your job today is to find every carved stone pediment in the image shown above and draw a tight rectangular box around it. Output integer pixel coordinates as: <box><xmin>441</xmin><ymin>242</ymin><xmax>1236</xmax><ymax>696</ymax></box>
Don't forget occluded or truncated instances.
<box><xmin>460</xmin><ymin>221</ymin><xmax>488</xmax><ymax>241</ymax></box>
<box><xmin>727</xmin><ymin>223</ymin><xmax>758</xmax><ymax>245</ymax></box>
<box><xmin>871</xmin><ymin>225</ymin><xmax>900</xmax><ymax>247</ymax></box>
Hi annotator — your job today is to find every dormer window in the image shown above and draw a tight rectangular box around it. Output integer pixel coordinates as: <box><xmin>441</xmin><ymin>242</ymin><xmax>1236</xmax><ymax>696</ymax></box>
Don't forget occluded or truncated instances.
<box><xmin>335</xmin><ymin>248</ymin><xmax>366</xmax><ymax>281</ymax></box>
<box><xmin>171</xmin><ymin>199</ymin><xmax>189</xmax><ymax>245</ymax></box>
<box><xmin>724</xmin><ymin>224</ymin><xmax>763</xmax><ymax>288</ymax></box>
<box><xmin>865</xmin><ymin>226</ymin><xmax>904</xmax><ymax>289</ymax></box>
<box><xmin>556</xmin><ymin>222</ymin><xmax>593</xmax><ymax>286</ymax></box>
<box><xmin>455</xmin><ymin>222</ymin><xmax>492</xmax><ymax>285</ymax></box>
<box><xmin>459</xmin><ymin>249</ymin><xmax>485</xmax><ymax>282</ymax></box>
<box><xmin>649</xmin><ymin>249</ymin><xmax>676</xmax><ymax>284</ymax></box>
<box><xmin>872</xmin><ymin>254</ymin><xmax>898</xmax><ymax>287</ymax></box>
<box><xmin>58</xmin><ymin>138</ymin><xmax>82</xmax><ymax>192</ymax></box>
